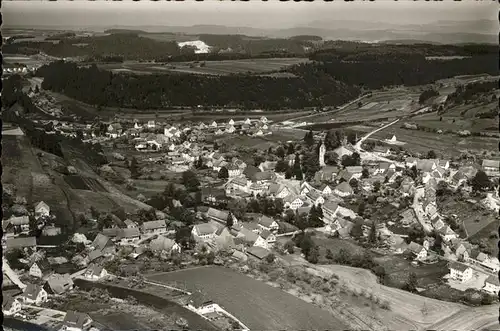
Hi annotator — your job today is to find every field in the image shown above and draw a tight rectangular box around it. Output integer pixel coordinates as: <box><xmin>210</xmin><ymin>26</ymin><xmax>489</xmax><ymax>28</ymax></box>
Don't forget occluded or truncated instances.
<box><xmin>98</xmin><ymin>58</ymin><xmax>310</xmax><ymax>76</ymax></box>
<box><xmin>308</xmin><ymin>264</ymin><xmax>467</xmax><ymax>331</ymax></box>
<box><xmin>427</xmin><ymin>305</ymin><xmax>500</xmax><ymax>330</ymax></box>
<box><xmin>64</xmin><ymin>175</ymin><xmax>108</xmax><ymax>192</ymax></box>
<box><xmin>468</xmin><ymin>220</ymin><xmax>499</xmax><ymax>257</ymax></box>
<box><xmin>146</xmin><ymin>266</ymin><xmax>348</xmax><ymax>330</ymax></box>
<box><xmin>368</xmin><ymin>126</ymin><xmax>499</xmax><ymax>158</ymax></box>
<box><xmin>216</xmin><ymin>129</ymin><xmax>307</xmax><ymax>150</ymax></box>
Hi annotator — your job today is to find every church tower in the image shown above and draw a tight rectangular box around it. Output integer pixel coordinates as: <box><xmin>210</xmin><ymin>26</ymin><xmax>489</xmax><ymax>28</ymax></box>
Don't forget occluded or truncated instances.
<box><xmin>319</xmin><ymin>140</ymin><xmax>326</xmax><ymax>167</ymax></box>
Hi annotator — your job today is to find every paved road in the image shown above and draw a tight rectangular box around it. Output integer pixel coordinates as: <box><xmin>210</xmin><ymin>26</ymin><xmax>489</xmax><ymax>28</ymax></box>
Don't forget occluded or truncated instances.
<box><xmin>354</xmin><ymin>119</ymin><xmax>400</xmax><ymax>151</ymax></box>
<box><xmin>3</xmin><ymin>260</ymin><xmax>27</xmax><ymax>290</ymax></box>
<box><xmin>412</xmin><ymin>187</ymin><xmax>433</xmax><ymax>234</ymax></box>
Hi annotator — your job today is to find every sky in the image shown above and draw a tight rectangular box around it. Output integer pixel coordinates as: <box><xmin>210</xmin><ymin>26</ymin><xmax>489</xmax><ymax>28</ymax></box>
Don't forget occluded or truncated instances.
<box><xmin>3</xmin><ymin>0</ymin><xmax>497</xmax><ymax>30</ymax></box>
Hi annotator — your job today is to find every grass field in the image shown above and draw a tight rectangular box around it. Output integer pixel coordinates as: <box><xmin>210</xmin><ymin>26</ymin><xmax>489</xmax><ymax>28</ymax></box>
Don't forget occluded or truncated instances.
<box><xmin>99</xmin><ymin>58</ymin><xmax>310</xmax><ymax>76</ymax></box>
<box><xmin>309</xmin><ymin>264</ymin><xmax>465</xmax><ymax>331</ymax></box>
<box><xmin>216</xmin><ymin>129</ymin><xmax>306</xmax><ymax>150</ymax></box>
<box><xmin>369</xmin><ymin>127</ymin><xmax>498</xmax><ymax>158</ymax></box>
<box><xmin>146</xmin><ymin>266</ymin><xmax>348</xmax><ymax>330</ymax></box>
<box><xmin>468</xmin><ymin>220</ymin><xmax>499</xmax><ymax>257</ymax></box>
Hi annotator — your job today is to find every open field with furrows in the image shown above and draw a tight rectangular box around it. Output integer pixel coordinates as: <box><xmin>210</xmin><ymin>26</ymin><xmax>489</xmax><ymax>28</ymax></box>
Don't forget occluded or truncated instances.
<box><xmin>308</xmin><ymin>264</ymin><xmax>467</xmax><ymax>331</ymax></box>
<box><xmin>369</xmin><ymin>127</ymin><xmax>498</xmax><ymax>158</ymax></box>
<box><xmin>99</xmin><ymin>58</ymin><xmax>310</xmax><ymax>76</ymax></box>
<box><xmin>426</xmin><ymin>305</ymin><xmax>500</xmax><ymax>331</ymax></box>
<box><xmin>147</xmin><ymin>266</ymin><xmax>348</xmax><ymax>330</ymax></box>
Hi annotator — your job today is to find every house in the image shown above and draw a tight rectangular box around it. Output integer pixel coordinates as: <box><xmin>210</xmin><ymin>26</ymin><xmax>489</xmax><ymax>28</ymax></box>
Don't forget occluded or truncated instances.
<box><xmin>244</xmin><ymin>118</ymin><xmax>251</xmax><ymax>125</ymax></box>
<box><xmin>62</xmin><ymin>311</ymin><xmax>93</xmax><ymax>331</ymax></box>
<box><xmin>482</xmin><ymin>159</ymin><xmax>500</xmax><ymax>177</ymax></box>
<box><xmin>34</xmin><ymin>201</ymin><xmax>50</xmax><ymax>218</ymax></box>
<box><xmin>306</xmin><ymin>190</ymin><xmax>325</xmax><ymax>206</ymax></box>
<box><xmin>268</xmin><ymin>183</ymin><xmax>291</xmax><ymax>199</ymax></box>
<box><xmin>233</xmin><ymin>159</ymin><xmax>247</xmax><ymax>170</ymax></box>
<box><xmin>243</xmin><ymin>165</ymin><xmax>260</xmax><ymax>180</ymax></box>
<box><xmin>206</xmin><ymin>207</ymin><xmax>237</xmax><ymax>225</ymax></box>
<box><xmin>141</xmin><ymin>220</ymin><xmax>167</xmax><ymax>235</ymax></box>
<box><xmin>21</xmin><ymin>284</ymin><xmax>48</xmax><ymax>305</ymax></box>
<box><xmin>215</xmin><ymin>129</ymin><xmax>224</xmax><ymax>135</ymax></box>
<box><xmin>322</xmin><ymin>202</ymin><xmax>339</xmax><ymax>223</ymax></box>
<box><xmin>192</xmin><ymin>223</ymin><xmax>218</xmax><ymax>240</ymax></box>
<box><xmin>116</xmin><ymin>228</ymin><xmax>141</xmax><ymax>245</ymax></box>
<box><xmin>44</xmin><ymin>274</ymin><xmax>74</xmax><ymax>295</ymax></box>
<box><xmin>107</xmin><ymin>123</ymin><xmax>123</xmax><ymax>138</ymax></box>
<box><xmin>334</xmin><ymin>182</ymin><xmax>353</xmax><ymax>197</ymax></box>
<box><xmin>242</xmin><ymin>222</ymin><xmax>261</xmax><ymax>234</ymax></box>
<box><xmin>259</xmin><ymin>229</ymin><xmax>276</xmax><ymax>245</ymax></box>
<box><xmin>333</xmin><ymin>145</ymin><xmax>353</xmax><ymax>158</ymax></box>
<box><xmin>91</xmin><ymin>234</ymin><xmax>115</xmax><ymax>254</ymax></box>
<box><xmin>405</xmin><ymin>157</ymin><xmax>419</xmax><ymax>168</ymax></box>
<box><xmin>2</xmin><ymin>296</ymin><xmax>21</xmax><ymax>316</ymax></box>
<box><xmin>187</xmin><ymin>292</ymin><xmax>218</xmax><ymax>315</ymax></box>
<box><xmin>257</xmin><ymin>216</ymin><xmax>279</xmax><ymax>233</ymax></box>
<box><xmin>407</xmin><ymin>241</ymin><xmax>427</xmax><ymax>261</ymax></box>
<box><xmin>246</xmin><ymin>246</ymin><xmax>272</xmax><ymax>260</ymax></box>
<box><xmin>453</xmin><ymin>242</ymin><xmax>473</xmax><ymax>261</ymax></box>
<box><xmin>214</xmin><ymin>227</ymin><xmax>235</xmax><ymax>250</ymax></box>
<box><xmin>259</xmin><ymin>161</ymin><xmax>277</xmax><ymax>172</ymax></box>
<box><xmin>345</xmin><ymin>166</ymin><xmax>363</xmax><ymax>179</ymax></box>
<box><xmin>123</xmin><ymin>219</ymin><xmax>138</xmax><ymax>229</ymax></box>
<box><xmin>375</xmin><ymin>162</ymin><xmax>396</xmax><ymax>175</ymax></box>
<box><xmin>83</xmin><ymin>265</ymin><xmax>108</xmax><ymax>281</ymax></box>
<box><xmin>226</xmin><ymin>177</ymin><xmax>250</xmax><ymax>194</ymax></box>
<box><xmin>416</xmin><ymin>159</ymin><xmax>437</xmax><ymax>173</ymax></box>
<box><xmin>225</xmin><ymin>124</ymin><xmax>236</xmax><ymax>134</ymax></box>
<box><xmin>5</xmin><ymin>215</ymin><xmax>30</xmax><ymax>233</ymax></box>
<box><xmin>436</xmin><ymin>225</ymin><xmax>457</xmax><ymax>242</ymax></box>
<box><xmin>466</xmin><ymin>250</ymin><xmax>489</xmax><ymax>265</ymax></box>
<box><xmin>448</xmin><ymin>262</ymin><xmax>473</xmax><ymax>283</ymax></box>
<box><xmin>147</xmin><ymin>120</ymin><xmax>156</xmax><ymax>129</ymax></box>
<box><xmin>253</xmin><ymin>171</ymin><xmax>276</xmax><ymax>183</ymax></box>
<box><xmin>399</xmin><ymin>209</ymin><xmax>417</xmax><ymax>226</ymax></box>
<box><xmin>238</xmin><ymin>227</ymin><xmax>268</xmax><ymax>249</ymax></box>
<box><xmin>6</xmin><ymin>236</ymin><xmax>37</xmax><ymax>252</ymax></box>
<box><xmin>260</xmin><ymin>116</ymin><xmax>268</xmax><ymax>123</ymax></box>
<box><xmin>150</xmin><ymin>235</ymin><xmax>182</xmax><ymax>254</ymax></box>
<box><xmin>318</xmin><ymin>183</ymin><xmax>333</xmax><ymax>196</ymax></box>
<box><xmin>300</xmin><ymin>182</ymin><xmax>314</xmax><ymax>196</ymax></box>
<box><xmin>386</xmin><ymin>134</ymin><xmax>397</xmax><ymax>142</ymax></box>
<box><xmin>42</xmin><ymin>224</ymin><xmax>62</xmax><ymax>236</ymax></box>
<box><xmin>483</xmin><ymin>275</ymin><xmax>500</xmax><ymax>295</ymax></box>
<box><xmin>337</xmin><ymin>169</ymin><xmax>353</xmax><ymax>183</ymax></box>
<box><xmin>284</xmin><ymin>195</ymin><xmax>305</xmax><ymax>210</ymax></box>
<box><xmin>29</xmin><ymin>262</ymin><xmax>43</xmax><ymax>278</ymax></box>
<box><xmin>210</xmin><ymin>121</ymin><xmax>218</xmax><ymax>128</ymax></box>
<box><xmin>314</xmin><ymin>166</ymin><xmax>339</xmax><ymax>182</ymax></box>
<box><xmin>227</xmin><ymin>164</ymin><xmax>242</xmax><ymax>177</ymax></box>
<box><xmin>201</xmin><ymin>187</ymin><xmax>227</xmax><ymax>205</ymax></box>
<box><xmin>372</xmin><ymin>146</ymin><xmax>391</xmax><ymax>156</ymax></box>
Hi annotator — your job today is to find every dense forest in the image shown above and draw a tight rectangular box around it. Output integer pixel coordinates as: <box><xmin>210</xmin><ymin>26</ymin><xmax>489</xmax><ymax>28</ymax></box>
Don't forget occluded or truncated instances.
<box><xmin>445</xmin><ymin>81</ymin><xmax>498</xmax><ymax>105</ymax></box>
<box><xmin>36</xmin><ymin>61</ymin><xmax>360</xmax><ymax>110</ymax></box>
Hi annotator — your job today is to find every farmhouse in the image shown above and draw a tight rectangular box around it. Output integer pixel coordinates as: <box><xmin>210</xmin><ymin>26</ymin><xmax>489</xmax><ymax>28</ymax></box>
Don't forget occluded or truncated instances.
<box><xmin>399</xmin><ymin>209</ymin><xmax>418</xmax><ymax>226</ymax></box>
<box><xmin>305</xmin><ymin>190</ymin><xmax>325</xmax><ymax>206</ymax></box>
<box><xmin>6</xmin><ymin>236</ymin><xmax>37</xmax><ymax>252</ymax></box>
<box><xmin>21</xmin><ymin>284</ymin><xmax>48</xmax><ymax>305</ymax></box>
<box><xmin>345</xmin><ymin>166</ymin><xmax>363</xmax><ymax>179</ymax></box>
<box><xmin>483</xmin><ymin>275</ymin><xmax>500</xmax><ymax>295</ymax></box>
<box><xmin>333</xmin><ymin>146</ymin><xmax>353</xmax><ymax>158</ymax></box>
<box><xmin>29</xmin><ymin>262</ymin><xmax>43</xmax><ymax>278</ymax></box>
<box><xmin>284</xmin><ymin>195</ymin><xmax>305</xmax><ymax>210</ymax></box>
<box><xmin>314</xmin><ymin>166</ymin><xmax>339</xmax><ymax>182</ymax></box>
<box><xmin>91</xmin><ymin>233</ymin><xmax>115</xmax><ymax>254</ymax></box>
<box><xmin>246</xmin><ymin>246</ymin><xmax>272</xmax><ymax>260</ymax></box>
<box><xmin>62</xmin><ymin>311</ymin><xmax>93</xmax><ymax>331</ymax></box>
<box><xmin>147</xmin><ymin>120</ymin><xmax>156</xmax><ymax>129</ymax></box>
<box><xmin>201</xmin><ymin>187</ymin><xmax>227</xmax><ymax>205</ymax></box>
<box><xmin>206</xmin><ymin>207</ymin><xmax>238</xmax><ymax>225</ymax></box>
<box><xmin>42</xmin><ymin>224</ymin><xmax>62</xmax><ymax>236</ymax></box>
<box><xmin>334</xmin><ymin>182</ymin><xmax>353</xmax><ymax>197</ymax></box>
<box><xmin>259</xmin><ymin>229</ymin><xmax>276</xmax><ymax>245</ymax></box>
<box><xmin>116</xmin><ymin>228</ymin><xmax>141</xmax><ymax>245</ymax></box>
<box><xmin>448</xmin><ymin>262</ymin><xmax>472</xmax><ymax>283</ymax></box>
<box><xmin>124</xmin><ymin>219</ymin><xmax>138</xmax><ymax>229</ymax></box>
<box><xmin>4</xmin><ymin>215</ymin><xmax>30</xmax><ymax>233</ymax></box>
<box><xmin>227</xmin><ymin>164</ymin><xmax>242</xmax><ymax>177</ymax></box>
<box><xmin>187</xmin><ymin>292</ymin><xmax>218</xmax><ymax>315</ymax></box>
<box><xmin>141</xmin><ymin>220</ymin><xmax>167</xmax><ymax>235</ymax></box>
<box><xmin>192</xmin><ymin>223</ymin><xmax>218</xmax><ymax>240</ymax></box>
<box><xmin>372</xmin><ymin>146</ymin><xmax>391</xmax><ymax>156</ymax></box>
<box><xmin>2</xmin><ymin>296</ymin><xmax>21</xmax><ymax>316</ymax></box>
<box><xmin>482</xmin><ymin>159</ymin><xmax>500</xmax><ymax>177</ymax></box>
<box><xmin>150</xmin><ymin>235</ymin><xmax>182</xmax><ymax>254</ymax></box>
<box><xmin>300</xmin><ymin>182</ymin><xmax>315</xmax><ymax>196</ymax></box>
<box><xmin>34</xmin><ymin>201</ymin><xmax>50</xmax><ymax>218</ymax></box>
<box><xmin>268</xmin><ymin>183</ymin><xmax>291</xmax><ymax>199</ymax></box>
<box><xmin>44</xmin><ymin>274</ymin><xmax>74</xmax><ymax>295</ymax></box>
<box><xmin>257</xmin><ymin>216</ymin><xmax>279</xmax><ymax>233</ymax></box>
<box><xmin>407</xmin><ymin>241</ymin><xmax>427</xmax><ymax>261</ymax></box>
<box><xmin>83</xmin><ymin>264</ymin><xmax>108</xmax><ymax>281</ymax></box>
<box><xmin>318</xmin><ymin>183</ymin><xmax>333</xmax><ymax>196</ymax></box>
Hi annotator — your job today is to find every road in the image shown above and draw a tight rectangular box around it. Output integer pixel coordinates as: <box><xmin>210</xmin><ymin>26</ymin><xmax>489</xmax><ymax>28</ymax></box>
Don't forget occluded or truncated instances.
<box><xmin>354</xmin><ymin>119</ymin><xmax>400</xmax><ymax>151</ymax></box>
<box><xmin>412</xmin><ymin>186</ymin><xmax>433</xmax><ymax>234</ymax></box>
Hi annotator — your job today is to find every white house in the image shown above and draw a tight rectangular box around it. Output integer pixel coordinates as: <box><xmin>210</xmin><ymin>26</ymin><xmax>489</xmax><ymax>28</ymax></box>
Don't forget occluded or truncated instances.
<box><xmin>318</xmin><ymin>183</ymin><xmax>333</xmax><ymax>196</ymax></box>
<box><xmin>483</xmin><ymin>275</ymin><xmax>500</xmax><ymax>295</ymax></box>
<box><xmin>29</xmin><ymin>262</ymin><xmax>43</xmax><ymax>278</ymax></box>
<box><xmin>2</xmin><ymin>296</ymin><xmax>22</xmax><ymax>316</ymax></box>
<box><xmin>117</xmin><ymin>228</ymin><xmax>141</xmax><ymax>245</ymax></box>
<box><xmin>227</xmin><ymin>165</ymin><xmax>242</xmax><ymax>177</ymax></box>
<box><xmin>260</xmin><ymin>116</ymin><xmax>268</xmax><ymax>123</ymax></box>
<box><xmin>215</xmin><ymin>129</ymin><xmax>224</xmax><ymax>136</ymax></box>
<box><xmin>147</xmin><ymin>120</ymin><xmax>156</xmax><ymax>129</ymax></box>
<box><xmin>448</xmin><ymin>262</ymin><xmax>473</xmax><ymax>283</ymax></box>
<box><xmin>257</xmin><ymin>216</ymin><xmax>279</xmax><ymax>233</ymax></box>
<box><xmin>284</xmin><ymin>195</ymin><xmax>305</xmax><ymax>210</ymax></box>
<box><xmin>187</xmin><ymin>292</ymin><xmax>219</xmax><ymax>315</ymax></box>
<box><xmin>482</xmin><ymin>159</ymin><xmax>500</xmax><ymax>177</ymax></box>
<box><xmin>83</xmin><ymin>265</ymin><xmax>108</xmax><ymax>281</ymax></box>
<box><xmin>225</xmin><ymin>125</ymin><xmax>236</xmax><ymax>134</ymax></box>
<box><xmin>192</xmin><ymin>223</ymin><xmax>218</xmax><ymax>240</ymax></box>
<box><xmin>21</xmin><ymin>284</ymin><xmax>48</xmax><ymax>305</ymax></box>
<box><xmin>300</xmin><ymin>182</ymin><xmax>314</xmax><ymax>196</ymax></box>
<box><xmin>34</xmin><ymin>201</ymin><xmax>50</xmax><ymax>218</ymax></box>
<box><xmin>210</xmin><ymin>121</ymin><xmax>218</xmax><ymax>128</ymax></box>
<box><xmin>306</xmin><ymin>190</ymin><xmax>325</xmax><ymax>206</ymax></box>
<box><xmin>228</xmin><ymin>119</ymin><xmax>235</xmax><ymax>125</ymax></box>
<box><xmin>61</xmin><ymin>311</ymin><xmax>93</xmax><ymax>331</ymax></box>
<box><xmin>322</xmin><ymin>202</ymin><xmax>339</xmax><ymax>223</ymax></box>
<box><xmin>6</xmin><ymin>215</ymin><xmax>30</xmax><ymax>233</ymax></box>
<box><xmin>259</xmin><ymin>229</ymin><xmax>276</xmax><ymax>245</ymax></box>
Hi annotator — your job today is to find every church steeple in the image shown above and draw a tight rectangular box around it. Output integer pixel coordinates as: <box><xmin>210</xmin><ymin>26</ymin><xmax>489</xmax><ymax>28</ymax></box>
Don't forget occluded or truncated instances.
<box><xmin>319</xmin><ymin>139</ymin><xmax>326</xmax><ymax>167</ymax></box>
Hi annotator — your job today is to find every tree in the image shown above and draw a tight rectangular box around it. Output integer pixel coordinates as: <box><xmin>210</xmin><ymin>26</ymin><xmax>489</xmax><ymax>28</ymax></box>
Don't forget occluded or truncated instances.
<box><xmin>286</xmin><ymin>143</ymin><xmax>295</xmax><ymax>155</ymax></box>
<box><xmin>213</xmin><ymin>141</ymin><xmax>219</xmax><ymax>150</ymax></box>
<box><xmin>326</xmin><ymin>248</ymin><xmax>334</xmax><ymax>260</ymax></box>
<box><xmin>276</xmin><ymin>146</ymin><xmax>285</xmax><ymax>158</ymax></box>
<box><xmin>471</xmin><ymin>170</ymin><xmax>491</xmax><ymax>192</ymax></box>
<box><xmin>407</xmin><ymin>223</ymin><xmax>426</xmax><ymax>244</ymax></box>
<box><xmin>307</xmin><ymin>245</ymin><xmax>320</xmax><ymax>264</ymax></box>
<box><xmin>275</xmin><ymin>159</ymin><xmax>289</xmax><ymax>173</ymax></box>
<box><xmin>350</xmin><ymin>218</ymin><xmax>364</xmax><ymax>238</ymax></box>
<box><xmin>349</xmin><ymin>178</ymin><xmax>359</xmax><ymax>191</ymax></box>
<box><xmin>335</xmin><ymin>248</ymin><xmax>352</xmax><ymax>265</ymax></box>
<box><xmin>182</xmin><ymin>170</ymin><xmax>200</xmax><ymax>192</ymax></box>
<box><xmin>195</xmin><ymin>157</ymin><xmax>204</xmax><ymax>169</ymax></box>
<box><xmin>362</xmin><ymin>168</ymin><xmax>369</xmax><ymax>178</ymax></box>
<box><xmin>293</xmin><ymin>154</ymin><xmax>303</xmax><ymax>180</ymax></box>
<box><xmin>373</xmin><ymin>181</ymin><xmax>381</xmax><ymax>193</ymax></box>
<box><xmin>357</xmin><ymin>202</ymin><xmax>366</xmax><ymax>216</ymax></box>
<box><xmin>218</xmin><ymin>166</ymin><xmax>229</xmax><ymax>179</ymax></box>
<box><xmin>265</xmin><ymin>253</ymin><xmax>275</xmax><ymax>263</ymax></box>
<box><xmin>368</xmin><ymin>221</ymin><xmax>377</xmax><ymax>244</ymax></box>
<box><xmin>346</xmin><ymin>131</ymin><xmax>357</xmax><ymax>145</ymax></box>
<box><xmin>324</xmin><ymin>151</ymin><xmax>338</xmax><ymax>165</ymax></box>
<box><xmin>285</xmin><ymin>167</ymin><xmax>293</xmax><ymax>179</ymax></box>
<box><xmin>300</xmin><ymin>235</ymin><xmax>315</xmax><ymax>257</ymax></box>
<box><xmin>304</xmin><ymin>130</ymin><xmax>315</xmax><ymax>146</ymax></box>
<box><xmin>302</xmin><ymin>151</ymin><xmax>320</xmax><ymax>181</ymax></box>
<box><xmin>427</xmin><ymin>150</ymin><xmax>437</xmax><ymax>159</ymax></box>
<box><xmin>228</xmin><ymin>199</ymin><xmax>247</xmax><ymax>220</ymax></box>
<box><xmin>129</xmin><ymin>157</ymin><xmax>140</xmax><ymax>179</ymax></box>
<box><xmin>404</xmin><ymin>272</ymin><xmax>418</xmax><ymax>292</ymax></box>
<box><xmin>324</xmin><ymin>129</ymin><xmax>341</xmax><ymax>150</ymax></box>
<box><xmin>308</xmin><ymin>205</ymin><xmax>324</xmax><ymax>228</ymax></box>
<box><xmin>254</xmin><ymin>155</ymin><xmax>265</xmax><ymax>167</ymax></box>
<box><xmin>284</xmin><ymin>240</ymin><xmax>295</xmax><ymax>254</ymax></box>
<box><xmin>226</xmin><ymin>212</ymin><xmax>234</xmax><ymax>228</ymax></box>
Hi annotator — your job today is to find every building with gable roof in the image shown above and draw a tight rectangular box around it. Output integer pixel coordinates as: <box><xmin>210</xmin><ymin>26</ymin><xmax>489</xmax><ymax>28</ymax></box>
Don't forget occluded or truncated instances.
<box><xmin>62</xmin><ymin>310</ymin><xmax>93</xmax><ymax>331</ymax></box>
<box><xmin>448</xmin><ymin>262</ymin><xmax>472</xmax><ymax>283</ymax></box>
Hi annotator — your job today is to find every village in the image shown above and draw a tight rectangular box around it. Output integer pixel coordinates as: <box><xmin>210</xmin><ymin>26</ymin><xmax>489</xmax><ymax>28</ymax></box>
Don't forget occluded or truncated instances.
<box><xmin>3</xmin><ymin>100</ymin><xmax>500</xmax><ymax>331</ymax></box>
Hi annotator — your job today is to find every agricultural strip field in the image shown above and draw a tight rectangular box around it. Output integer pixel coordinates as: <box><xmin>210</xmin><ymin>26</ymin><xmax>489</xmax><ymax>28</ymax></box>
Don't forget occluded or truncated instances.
<box><xmin>64</xmin><ymin>175</ymin><xmax>108</xmax><ymax>192</ymax></box>
<box><xmin>308</xmin><ymin>264</ymin><xmax>466</xmax><ymax>331</ymax></box>
<box><xmin>368</xmin><ymin>127</ymin><xmax>498</xmax><ymax>158</ymax></box>
<box><xmin>146</xmin><ymin>266</ymin><xmax>348</xmax><ymax>330</ymax></box>
<box><xmin>427</xmin><ymin>305</ymin><xmax>500</xmax><ymax>331</ymax></box>
<box><xmin>98</xmin><ymin>58</ymin><xmax>310</xmax><ymax>76</ymax></box>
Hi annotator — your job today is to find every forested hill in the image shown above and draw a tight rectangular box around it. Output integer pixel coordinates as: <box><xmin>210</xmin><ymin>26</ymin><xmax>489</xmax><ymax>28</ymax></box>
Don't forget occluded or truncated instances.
<box><xmin>36</xmin><ymin>61</ymin><xmax>360</xmax><ymax>110</ymax></box>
